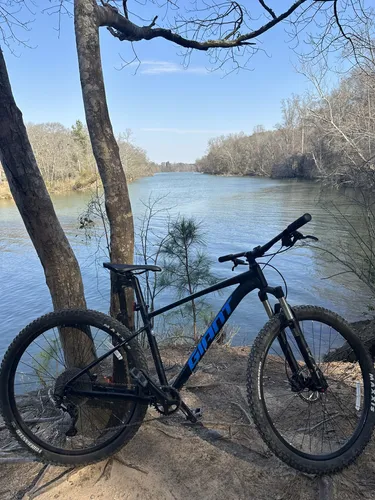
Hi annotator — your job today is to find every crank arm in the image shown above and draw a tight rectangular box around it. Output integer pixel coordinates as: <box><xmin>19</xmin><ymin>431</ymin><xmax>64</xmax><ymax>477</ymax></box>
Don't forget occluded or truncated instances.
<box><xmin>179</xmin><ymin>401</ymin><xmax>201</xmax><ymax>423</ymax></box>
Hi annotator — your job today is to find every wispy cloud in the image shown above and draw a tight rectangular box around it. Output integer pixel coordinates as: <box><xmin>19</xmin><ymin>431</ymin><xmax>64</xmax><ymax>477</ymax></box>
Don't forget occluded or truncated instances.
<box><xmin>133</xmin><ymin>60</ymin><xmax>209</xmax><ymax>75</ymax></box>
<box><xmin>141</xmin><ymin>128</ymin><xmax>236</xmax><ymax>135</ymax></box>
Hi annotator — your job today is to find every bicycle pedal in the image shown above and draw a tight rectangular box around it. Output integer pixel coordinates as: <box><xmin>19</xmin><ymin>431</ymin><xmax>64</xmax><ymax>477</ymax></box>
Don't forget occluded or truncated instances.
<box><xmin>180</xmin><ymin>401</ymin><xmax>202</xmax><ymax>423</ymax></box>
<box><xmin>192</xmin><ymin>407</ymin><xmax>202</xmax><ymax>418</ymax></box>
<box><xmin>130</xmin><ymin>367</ymin><xmax>148</xmax><ymax>388</ymax></box>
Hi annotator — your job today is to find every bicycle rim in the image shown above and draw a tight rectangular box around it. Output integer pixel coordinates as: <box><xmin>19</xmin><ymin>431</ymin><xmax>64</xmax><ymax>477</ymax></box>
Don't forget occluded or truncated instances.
<box><xmin>260</xmin><ymin>317</ymin><xmax>370</xmax><ymax>460</ymax></box>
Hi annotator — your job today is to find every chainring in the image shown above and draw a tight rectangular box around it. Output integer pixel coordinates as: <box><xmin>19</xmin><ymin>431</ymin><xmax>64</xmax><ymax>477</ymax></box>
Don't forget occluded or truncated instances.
<box><xmin>153</xmin><ymin>386</ymin><xmax>181</xmax><ymax>416</ymax></box>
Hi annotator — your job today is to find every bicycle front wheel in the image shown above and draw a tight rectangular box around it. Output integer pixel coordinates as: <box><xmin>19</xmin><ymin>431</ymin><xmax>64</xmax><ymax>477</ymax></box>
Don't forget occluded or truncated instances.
<box><xmin>0</xmin><ymin>309</ymin><xmax>148</xmax><ymax>466</ymax></box>
<box><xmin>247</xmin><ymin>306</ymin><xmax>375</xmax><ymax>474</ymax></box>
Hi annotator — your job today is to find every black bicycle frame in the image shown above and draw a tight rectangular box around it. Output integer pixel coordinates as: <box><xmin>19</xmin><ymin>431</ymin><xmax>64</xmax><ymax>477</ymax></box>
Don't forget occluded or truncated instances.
<box><xmin>117</xmin><ymin>262</ymin><xmax>286</xmax><ymax>391</ymax></box>
<box><xmin>67</xmin><ymin>261</ymin><xmax>302</xmax><ymax>402</ymax></box>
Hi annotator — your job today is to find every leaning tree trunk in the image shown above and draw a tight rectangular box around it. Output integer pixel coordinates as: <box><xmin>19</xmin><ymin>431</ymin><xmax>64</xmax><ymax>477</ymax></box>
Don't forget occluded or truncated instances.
<box><xmin>0</xmin><ymin>48</ymin><xmax>93</xmax><ymax>366</ymax></box>
<box><xmin>74</xmin><ymin>0</ymin><xmax>135</xmax><ymax>329</ymax></box>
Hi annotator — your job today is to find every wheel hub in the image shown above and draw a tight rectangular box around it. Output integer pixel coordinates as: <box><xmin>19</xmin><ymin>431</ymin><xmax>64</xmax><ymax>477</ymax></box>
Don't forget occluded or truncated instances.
<box><xmin>298</xmin><ymin>390</ymin><xmax>321</xmax><ymax>402</ymax></box>
<box><xmin>290</xmin><ymin>367</ymin><xmax>328</xmax><ymax>395</ymax></box>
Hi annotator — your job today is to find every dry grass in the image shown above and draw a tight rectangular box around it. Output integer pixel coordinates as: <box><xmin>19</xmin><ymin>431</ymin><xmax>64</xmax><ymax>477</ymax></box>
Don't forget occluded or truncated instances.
<box><xmin>0</xmin><ymin>182</ymin><xmax>12</xmax><ymax>200</ymax></box>
<box><xmin>72</xmin><ymin>172</ymin><xmax>99</xmax><ymax>191</ymax></box>
<box><xmin>0</xmin><ymin>173</ymin><xmax>100</xmax><ymax>202</ymax></box>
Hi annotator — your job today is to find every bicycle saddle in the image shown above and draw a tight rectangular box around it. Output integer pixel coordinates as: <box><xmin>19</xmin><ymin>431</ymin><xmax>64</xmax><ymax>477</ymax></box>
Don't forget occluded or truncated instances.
<box><xmin>103</xmin><ymin>262</ymin><xmax>162</xmax><ymax>274</ymax></box>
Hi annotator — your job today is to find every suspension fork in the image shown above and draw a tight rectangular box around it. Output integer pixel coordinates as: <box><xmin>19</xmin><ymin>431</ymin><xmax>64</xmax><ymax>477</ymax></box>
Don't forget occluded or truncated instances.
<box><xmin>261</xmin><ymin>293</ymin><xmax>328</xmax><ymax>391</ymax></box>
<box><xmin>279</xmin><ymin>297</ymin><xmax>328</xmax><ymax>391</ymax></box>
<box><xmin>261</xmin><ymin>296</ymin><xmax>301</xmax><ymax>376</ymax></box>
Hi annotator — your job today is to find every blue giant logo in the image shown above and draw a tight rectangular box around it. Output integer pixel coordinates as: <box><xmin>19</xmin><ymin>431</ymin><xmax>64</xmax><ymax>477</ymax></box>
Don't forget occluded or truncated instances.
<box><xmin>187</xmin><ymin>297</ymin><xmax>232</xmax><ymax>371</ymax></box>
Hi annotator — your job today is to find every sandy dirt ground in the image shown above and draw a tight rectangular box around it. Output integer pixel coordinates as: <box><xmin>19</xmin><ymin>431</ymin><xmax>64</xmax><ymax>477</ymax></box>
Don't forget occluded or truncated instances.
<box><xmin>1</xmin><ymin>345</ymin><xmax>375</xmax><ymax>500</ymax></box>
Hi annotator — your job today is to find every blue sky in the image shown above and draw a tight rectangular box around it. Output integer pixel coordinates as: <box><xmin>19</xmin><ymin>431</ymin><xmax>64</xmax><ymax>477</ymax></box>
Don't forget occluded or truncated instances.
<box><xmin>4</xmin><ymin>0</ymin><xmax>320</xmax><ymax>163</ymax></box>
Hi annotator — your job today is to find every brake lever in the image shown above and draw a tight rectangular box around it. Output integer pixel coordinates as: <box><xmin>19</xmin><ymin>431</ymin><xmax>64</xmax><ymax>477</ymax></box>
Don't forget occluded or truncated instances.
<box><xmin>232</xmin><ymin>258</ymin><xmax>247</xmax><ymax>271</ymax></box>
<box><xmin>282</xmin><ymin>231</ymin><xmax>319</xmax><ymax>249</ymax></box>
<box><xmin>303</xmin><ymin>235</ymin><xmax>319</xmax><ymax>242</ymax></box>
<box><xmin>292</xmin><ymin>232</ymin><xmax>319</xmax><ymax>244</ymax></box>
<box><xmin>281</xmin><ymin>233</ymin><xmax>294</xmax><ymax>247</ymax></box>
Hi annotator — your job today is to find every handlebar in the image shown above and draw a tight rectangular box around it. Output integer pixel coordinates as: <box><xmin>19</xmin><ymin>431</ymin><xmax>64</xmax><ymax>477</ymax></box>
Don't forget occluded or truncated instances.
<box><xmin>218</xmin><ymin>213</ymin><xmax>312</xmax><ymax>263</ymax></box>
<box><xmin>218</xmin><ymin>252</ymin><xmax>247</xmax><ymax>263</ymax></box>
<box><xmin>286</xmin><ymin>213</ymin><xmax>312</xmax><ymax>233</ymax></box>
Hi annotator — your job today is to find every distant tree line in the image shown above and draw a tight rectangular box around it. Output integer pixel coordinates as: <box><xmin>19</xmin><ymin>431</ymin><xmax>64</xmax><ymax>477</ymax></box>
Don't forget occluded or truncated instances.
<box><xmin>154</xmin><ymin>161</ymin><xmax>196</xmax><ymax>173</ymax></box>
<box><xmin>0</xmin><ymin>120</ymin><xmax>154</xmax><ymax>190</ymax></box>
<box><xmin>196</xmin><ymin>66</ymin><xmax>375</xmax><ymax>191</ymax></box>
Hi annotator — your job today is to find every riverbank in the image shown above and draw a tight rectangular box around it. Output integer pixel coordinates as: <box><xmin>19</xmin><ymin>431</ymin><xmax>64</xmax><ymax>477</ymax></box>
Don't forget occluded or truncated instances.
<box><xmin>197</xmin><ymin>171</ymin><xmax>317</xmax><ymax>181</ymax></box>
<box><xmin>0</xmin><ymin>171</ymin><xmax>154</xmax><ymax>201</ymax></box>
<box><xmin>197</xmin><ymin>154</ymin><xmax>318</xmax><ymax>181</ymax></box>
<box><xmin>0</xmin><ymin>174</ymin><xmax>98</xmax><ymax>201</ymax></box>
<box><xmin>1</xmin><ymin>343</ymin><xmax>374</xmax><ymax>499</ymax></box>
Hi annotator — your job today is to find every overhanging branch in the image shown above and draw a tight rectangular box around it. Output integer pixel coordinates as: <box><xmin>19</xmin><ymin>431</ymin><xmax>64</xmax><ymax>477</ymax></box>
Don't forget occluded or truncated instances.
<box><xmin>258</xmin><ymin>0</ymin><xmax>277</xmax><ymax>20</ymax></box>
<box><xmin>97</xmin><ymin>0</ymin><xmax>308</xmax><ymax>51</ymax></box>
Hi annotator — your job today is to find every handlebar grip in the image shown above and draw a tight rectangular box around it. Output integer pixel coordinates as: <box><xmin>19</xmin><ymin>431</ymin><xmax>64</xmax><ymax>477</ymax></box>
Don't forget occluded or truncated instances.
<box><xmin>218</xmin><ymin>254</ymin><xmax>234</xmax><ymax>263</ymax></box>
<box><xmin>286</xmin><ymin>213</ymin><xmax>312</xmax><ymax>233</ymax></box>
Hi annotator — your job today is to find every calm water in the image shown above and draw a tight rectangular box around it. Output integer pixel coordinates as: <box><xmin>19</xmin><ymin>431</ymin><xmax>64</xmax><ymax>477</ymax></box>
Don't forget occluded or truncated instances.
<box><xmin>0</xmin><ymin>173</ymin><xmax>370</xmax><ymax>358</ymax></box>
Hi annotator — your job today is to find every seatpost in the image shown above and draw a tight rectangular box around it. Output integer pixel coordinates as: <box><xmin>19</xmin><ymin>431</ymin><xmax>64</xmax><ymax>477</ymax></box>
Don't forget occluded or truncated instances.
<box><xmin>131</xmin><ymin>274</ymin><xmax>150</xmax><ymax>327</ymax></box>
<box><xmin>115</xmin><ymin>273</ymin><xmax>134</xmax><ymax>329</ymax></box>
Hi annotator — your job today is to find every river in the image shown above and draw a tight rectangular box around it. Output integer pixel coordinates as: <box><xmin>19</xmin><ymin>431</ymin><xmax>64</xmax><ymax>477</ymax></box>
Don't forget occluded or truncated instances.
<box><xmin>0</xmin><ymin>173</ymin><xmax>370</xmax><ymax>358</ymax></box>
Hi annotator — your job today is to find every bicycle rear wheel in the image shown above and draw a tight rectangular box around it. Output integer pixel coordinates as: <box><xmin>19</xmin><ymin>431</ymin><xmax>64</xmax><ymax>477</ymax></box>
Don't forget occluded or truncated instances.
<box><xmin>0</xmin><ymin>309</ymin><xmax>148</xmax><ymax>466</ymax></box>
<box><xmin>247</xmin><ymin>306</ymin><xmax>375</xmax><ymax>474</ymax></box>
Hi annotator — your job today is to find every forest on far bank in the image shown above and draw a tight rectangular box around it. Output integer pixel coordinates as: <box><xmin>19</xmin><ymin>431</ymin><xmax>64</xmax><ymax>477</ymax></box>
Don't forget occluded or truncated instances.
<box><xmin>0</xmin><ymin>121</ymin><xmax>195</xmax><ymax>197</ymax></box>
<box><xmin>196</xmin><ymin>66</ymin><xmax>375</xmax><ymax>191</ymax></box>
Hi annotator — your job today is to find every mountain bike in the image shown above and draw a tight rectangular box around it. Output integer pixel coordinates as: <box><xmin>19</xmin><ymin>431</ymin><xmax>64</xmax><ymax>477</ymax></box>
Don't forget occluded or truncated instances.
<box><xmin>1</xmin><ymin>213</ymin><xmax>374</xmax><ymax>475</ymax></box>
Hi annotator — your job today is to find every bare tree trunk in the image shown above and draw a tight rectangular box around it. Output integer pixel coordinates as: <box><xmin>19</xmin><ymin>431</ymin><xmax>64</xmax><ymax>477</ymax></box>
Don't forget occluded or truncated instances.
<box><xmin>0</xmin><ymin>48</ymin><xmax>92</xmax><ymax>366</ymax></box>
<box><xmin>301</xmin><ymin>122</ymin><xmax>305</xmax><ymax>155</ymax></box>
<box><xmin>74</xmin><ymin>0</ymin><xmax>134</xmax><ymax>328</ymax></box>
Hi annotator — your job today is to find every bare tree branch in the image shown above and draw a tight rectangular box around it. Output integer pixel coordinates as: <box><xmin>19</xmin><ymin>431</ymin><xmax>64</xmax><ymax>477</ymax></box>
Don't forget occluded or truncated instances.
<box><xmin>122</xmin><ymin>0</ymin><xmax>128</xmax><ymax>19</ymax></box>
<box><xmin>98</xmin><ymin>0</ymin><xmax>308</xmax><ymax>51</ymax></box>
<box><xmin>258</xmin><ymin>0</ymin><xmax>277</xmax><ymax>20</ymax></box>
<box><xmin>333</xmin><ymin>0</ymin><xmax>360</xmax><ymax>66</ymax></box>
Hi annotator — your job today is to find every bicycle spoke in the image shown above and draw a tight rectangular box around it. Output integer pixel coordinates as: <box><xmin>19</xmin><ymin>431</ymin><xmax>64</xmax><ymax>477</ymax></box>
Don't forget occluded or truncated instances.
<box><xmin>10</xmin><ymin>318</ymin><xmax>140</xmax><ymax>455</ymax></box>
<box><xmin>52</xmin><ymin>328</ymin><xmax>65</xmax><ymax>367</ymax></box>
<box><xmin>41</xmin><ymin>333</ymin><xmax>66</xmax><ymax>368</ymax></box>
<box><xmin>33</xmin><ymin>339</ymin><xmax>65</xmax><ymax>371</ymax></box>
<box><xmin>18</xmin><ymin>359</ymin><xmax>55</xmax><ymax>382</ymax></box>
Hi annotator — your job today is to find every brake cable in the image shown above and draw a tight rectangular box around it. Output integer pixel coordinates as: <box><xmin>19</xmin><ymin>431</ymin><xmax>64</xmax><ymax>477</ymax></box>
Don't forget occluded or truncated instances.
<box><xmin>260</xmin><ymin>233</ymin><xmax>318</xmax><ymax>297</ymax></box>
<box><xmin>262</xmin><ymin>232</ymin><xmax>319</xmax><ymax>258</ymax></box>
<box><xmin>259</xmin><ymin>260</ymin><xmax>288</xmax><ymax>299</ymax></box>
<box><xmin>230</xmin><ymin>232</ymin><xmax>319</xmax><ymax>298</ymax></box>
